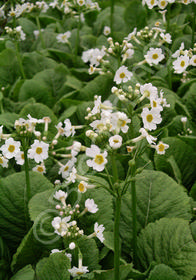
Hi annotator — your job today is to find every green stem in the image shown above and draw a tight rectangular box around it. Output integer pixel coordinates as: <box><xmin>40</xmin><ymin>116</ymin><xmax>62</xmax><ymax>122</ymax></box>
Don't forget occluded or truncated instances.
<box><xmin>15</xmin><ymin>41</ymin><xmax>26</xmax><ymax>79</ymax></box>
<box><xmin>166</xmin><ymin>5</ymin><xmax>171</xmax><ymax>32</ymax></box>
<box><xmin>114</xmin><ymin>194</ymin><xmax>121</xmax><ymax>280</ymax></box>
<box><xmin>191</xmin><ymin>3</ymin><xmax>195</xmax><ymax>49</ymax></box>
<box><xmin>167</xmin><ymin>62</ymin><xmax>172</xmax><ymax>90</ymax></box>
<box><xmin>110</xmin><ymin>0</ymin><xmax>115</xmax><ymax>38</ymax></box>
<box><xmin>112</xmin><ymin>152</ymin><xmax>118</xmax><ymax>183</ymax></box>
<box><xmin>36</xmin><ymin>16</ymin><xmax>45</xmax><ymax>49</ymax></box>
<box><xmin>24</xmin><ymin>148</ymin><xmax>31</xmax><ymax>230</ymax></box>
<box><xmin>131</xmin><ymin>162</ymin><xmax>138</xmax><ymax>267</ymax></box>
<box><xmin>75</xmin><ymin>15</ymin><xmax>81</xmax><ymax>58</ymax></box>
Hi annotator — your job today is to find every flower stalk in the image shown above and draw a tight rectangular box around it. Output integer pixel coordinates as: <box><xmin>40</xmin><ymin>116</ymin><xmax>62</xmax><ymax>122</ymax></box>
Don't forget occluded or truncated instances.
<box><xmin>110</xmin><ymin>0</ymin><xmax>115</xmax><ymax>38</ymax></box>
<box><xmin>23</xmin><ymin>145</ymin><xmax>31</xmax><ymax>230</ymax></box>
<box><xmin>14</xmin><ymin>41</ymin><xmax>26</xmax><ymax>79</ymax></box>
<box><xmin>114</xmin><ymin>193</ymin><xmax>121</xmax><ymax>280</ymax></box>
<box><xmin>36</xmin><ymin>16</ymin><xmax>45</xmax><ymax>49</ymax></box>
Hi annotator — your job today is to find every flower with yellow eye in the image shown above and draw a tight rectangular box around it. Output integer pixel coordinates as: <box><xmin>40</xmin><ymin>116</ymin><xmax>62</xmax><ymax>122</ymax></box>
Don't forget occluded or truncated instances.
<box><xmin>28</xmin><ymin>140</ymin><xmax>49</xmax><ymax>163</ymax></box>
<box><xmin>141</xmin><ymin>108</ymin><xmax>162</xmax><ymax>131</ymax></box>
<box><xmin>86</xmin><ymin>144</ymin><xmax>107</xmax><ymax>172</ymax></box>
<box><xmin>0</xmin><ymin>137</ymin><xmax>21</xmax><ymax>159</ymax></box>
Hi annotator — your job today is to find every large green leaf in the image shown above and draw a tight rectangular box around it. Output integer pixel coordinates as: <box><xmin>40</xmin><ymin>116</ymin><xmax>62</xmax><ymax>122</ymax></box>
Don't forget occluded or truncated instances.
<box><xmin>0</xmin><ymin>49</ymin><xmax>19</xmax><ymax>87</ymax></box>
<box><xmin>10</xmin><ymin>265</ymin><xmax>35</xmax><ymax>280</ymax></box>
<box><xmin>0</xmin><ymin>236</ymin><xmax>11</xmax><ymax>279</ymax></box>
<box><xmin>154</xmin><ymin>137</ymin><xmax>196</xmax><ymax>189</ymax></box>
<box><xmin>147</xmin><ymin>264</ymin><xmax>182</xmax><ymax>280</ymax></box>
<box><xmin>0</xmin><ymin>172</ymin><xmax>53</xmax><ymax>251</ymax></box>
<box><xmin>183</xmin><ymin>82</ymin><xmax>196</xmax><ymax>121</ymax></box>
<box><xmin>120</xmin><ymin>170</ymin><xmax>191</xmax><ymax>256</ymax></box>
<box><xmin>35</xmin><ymin>253</ymin><xmax>71</xmax><ymax>280</ymax></box>
<box><xmin>124</xmin><ymin>0</ymin><xmax>147</xmax><ymax>29</ymax></box>
<box><xmin>137</xmin><ymin>218</ymin><xmax>196</xmax><ymax>280</ymax></box>
<box><xmin>0</xmin><ymin>113</ymin><xmax>19</xmax><ymax>130</ymax></box>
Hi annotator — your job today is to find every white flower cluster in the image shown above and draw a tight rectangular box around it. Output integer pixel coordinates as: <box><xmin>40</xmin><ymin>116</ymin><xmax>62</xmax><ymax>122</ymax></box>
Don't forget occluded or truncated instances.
<box><xmin>132</xmin><ymin>83</ymin><xmax>170</xmax><ymax>154</ymax></box>
<box><xmin>5</xmin><ymin>26</ymin><xmax>26</xmax><ymax>41</ymax></box>
<box><xmin>51</xmin><ymin>189</ymin><xmax>105</xmax><ymax>277</ymax></box>
<box><xmin>172</xmin><ymin>42</ymin><xmax>196</xmax><ymax>75</ymax></box>
<box><xmin>143</xmin><ymin>0</ymin><xmax>195</xmax><ymax>10</ymax></box>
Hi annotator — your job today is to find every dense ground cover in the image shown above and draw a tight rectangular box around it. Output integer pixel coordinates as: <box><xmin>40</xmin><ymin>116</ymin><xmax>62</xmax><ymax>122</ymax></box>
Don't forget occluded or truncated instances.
<box><xmin>0</xmin><ymin>0</ymin><xmax>196</xmax><ymax>279</ymax></box>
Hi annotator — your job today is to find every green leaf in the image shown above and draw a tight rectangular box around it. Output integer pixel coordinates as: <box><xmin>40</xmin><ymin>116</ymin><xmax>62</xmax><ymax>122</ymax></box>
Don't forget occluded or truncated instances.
<box><xmin>191</xmin><ymin>221</ymin><xmax>196</xmax><ymax>242</ymax></box>
<box><xmin>10</xmin><ymin>265</ymin><xmax>35</xmax><ymax>280</ymax></box>
<box><xmin>124</xmin><ymin>0</ymin><xmax>147</xmax><ymax>29</ymax></box>
<box><xmin>0</xmin><ymin>112</ymin><xmax>19</xmax><ymax>130</ymax></box>
<box><xmin>35</xmin><ymin>253</ymin><xmax>71</xmax><ymax>280</ymax></box>
<box><xmin>79</xmin><ymin>74</ymin><xmax>113</xmax><ymax>101</ymax></box>
<box><xmin>0</xmin><ymin>236</ymin><xmax>11</xmax><ymax>279</ymax></box>
<box><xmin>147</xmin><ymin>264</ymin><xmax>182</xmax><ymax>280</ymax></box>
<box><xmin>120</xmin><ymin>170</ymin><xmax>191</xmax><ymax>255</ymax></box>
<box><xmin>183</xmin><ymin>82</ymin><xmax>196</xmax><ymax>121</ymax></box>
<box><xmin>154</xmin><ymin>137</ymin><xmax>196</xmax><ymax>189</ymax></box>
<box><xmin>190</xmin><ymin>181</ymin><xmax>196</xmax><ymax>201</ymax></box>
<box><xmin>137</xmin><ymin>218</ymin><xmax>196</xmax><ymax>280</ymax></box>
<box><xmin>0</xmin><ymin>49</ymin><xmax>19</xmax><ymax>87</ymax></box>
<box><xmin>22</xmin><ymin>52</ymin><xmax>57</xmax><ymax>79</ymax></box>
<box><xmin>166</xmin><ymin>155</ymin><xmax>182</xmax><ymax>185</ymax></box>
<box><xmin>0</xmin><ymin>172</ymin><xmax>53</xmax><ymax>251</ymax></box>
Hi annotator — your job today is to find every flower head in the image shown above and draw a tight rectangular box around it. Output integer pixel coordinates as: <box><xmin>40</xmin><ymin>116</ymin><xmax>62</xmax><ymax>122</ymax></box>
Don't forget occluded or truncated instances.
<box><xmin>28</xmin><ymin>140</ymin><xmax>49</xmax><ymax>163</ymax></box>
<box><xmin>173</xmin><ymin>55</ymin><xmax>189</xmax><ymax>74</ymax></box>
<box><xmin>68</xmin><ymin>266</ymin><xmax>89</xmax><ymax>277</ymax></box>
<box><xmin>154</xmin><ymin>141</ymin><xmax>169</xmax><ymax>154</ymax></box>
<box><xmin>0</xmin><ymin>137</ymin><xmax>21</xmax><ymax>159</ymax></box>
<box><xmin>94</xmin><ymin>222</ymin><xmax>105</xmax><ymax>242</ymax></box>
<box><xmin>86</xmin><ymin>145</ymin><xmax>107</xmax><ymax>172</ymax></box>
<box><xmin>85</xmin><ymin>198</ymin><xmax>98</xmax><ymax>213</ymax></box>
<box><xmin>32</xmin><ymin>164</ymin><xmax>46</xmax><ymax>174</ymax></box>
<box><xmin>141</xmin><ymin>108</ymin><xmax>162</xmax><ymax>131</ymax></box>
<box><xmin>56</xmin><ymin>31</ymin><xmax>71</xmax><ymax>43</ymax></box>
<box><xmin>145</xmin><ymin>47</ymin><xmax>164</xmax><ymax>66</ymax></box>
<box><xmin>114</xmin><ymin>66</ymin><xmax>133</xmax><ymax>84</ymax></box>
<box><xmin>109</xmin><ymin>135</ymin><xmax>122</xmax><ymax>149</ymax></box>
<box><xmin>0</xmin><ymin>155</ymin><xmax>8</xmax><ymax>168</ymax></box>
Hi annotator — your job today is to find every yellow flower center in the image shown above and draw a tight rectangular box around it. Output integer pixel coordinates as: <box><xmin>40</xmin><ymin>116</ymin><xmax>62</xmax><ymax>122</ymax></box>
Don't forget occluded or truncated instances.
<box><xmin>0</xmin><ymin>157</ymin><xmax>3</xmax><ymax>164</ymax></box>
<box><xmin>113</xmin><ymin>139</ymin><xmax>119</xmax><ymax>143</ymax></box>
<box><xmin>78</xmin><ymin>182</ymin><xmax>85</xmax><ymax>192</ymax></box>
<box><xmin>36</xmin><ymin>147</ymin><xmax>43</xmax><ymax>154</ymax></box>
<box><xmin>64</xmin><ymin>166</ymin><xmax>69</xmax><ymax>172</ymax></box>
<box><xmin>152</xmin><ymin>53</ymin><xmax>158</xmax><ymax>60</ymax></box>
<box><xmin>146</xmin><ymin>114</ymin><xmax>153</xmax><ymax>123</ymax></box>
<box><xmin>118</xmin><ymin>119</ymin><xmax>126</xmax><ymax>127</ymax></box>
<box><xmin>21</xmin><ymin>153</ymin><xmax>25</xmax><ymax>160</ymax></box>
<box><xmin>158</xmin><ymin>143</ymin><xmax>165</xmax><ymax>152</ymax></box>
<box><xmin>151</xmin><ymin>0</ymin><xmax>155</xmax><ymax>4</ymax></box>
<box><xmin>180</xmin><ymin>60</ymin><xmax>185</xmax><ymax>67</ymax></box>
<box><xmin>76</xmin><ymin>272</ymin><xmax>84</xmax><ymax>275</ymax></box>
<box><xmin>37</xmin><ymin>166</ymin><xmax>44</xmax><ymax>173</ymax></box>
<box><xmin>8</xmin><ymin>145</ymin><xmax>15</xmax><ymax>153</ymax></box>
<box><xmin>153</xmin><ymin>100</ymin><xmax>157</xmax><ymax>107</ymax></box>
<box><xmin>144</xmin><ymin>90</ymin><xmax>150</xmax><ymax>97</ymax></box>
<box><xmin>119</xmin><ymin>72</ymin><xmax>126</xmax><ymax>79</ymax></box>
<box><xmin>97</xmin><ymin>123</ymin><xmax>104</xmax><ymax>130</ymax></box>
<box><xmin>94</xmin><ymin>154</ymin><xmax>104</xmax><ymax>165</ymax></box>
<box><xmin>194</xmin><ymin>59</ymin><xmax>196</xmax><ymax>64</ymax></box>
<box><xmin>161</xmin><ymin>0</ymin><xmax>166</xmax><ymax>6</ymax></box>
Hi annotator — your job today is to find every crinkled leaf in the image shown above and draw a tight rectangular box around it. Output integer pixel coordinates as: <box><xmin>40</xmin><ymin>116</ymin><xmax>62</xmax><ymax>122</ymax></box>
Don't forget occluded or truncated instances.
<box><xmin>147</xmin><ymin>264</ymin><xmax>182</xmax><ymax>280</ymax></box>
<box><xmin>137</xmin><ymin>218</ymin><xmax>196</xmax><ymax>280</ymax></box>
<box><xmin>120</xmin><ymin>170</ymin><xmax>191</xmax><ymax>255</ymax></box>
<box><xmin>10</xmin><ymin>265</ymin><xmax>35</xmax><ymax>280</ymax></box>
<box><xmin>0</xmin><ymin>172</ymin><xmax>53</xmax><ymax>251</ymax></box>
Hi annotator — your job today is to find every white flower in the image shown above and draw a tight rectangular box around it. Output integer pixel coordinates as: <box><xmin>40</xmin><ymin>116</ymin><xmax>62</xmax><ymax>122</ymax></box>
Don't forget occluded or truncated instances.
<box><xmin>145</xmin><ymin>48</ymin><xmax>165</xmax><ymax>66</ymax></box>
<box><xmin>0</xmin><ymin>155</ymin><xmax>8</xmax><ymax>168</ymax></box>
<box><xmin>150</xmin><ymin>96</ymin><xmax>163</xmax><ymax>112</ymax></box>
<box><xmin>59</xmin><ymin>158</ymin><xmax>77</xmax><ymax>179</ymax></box>
<box><xmin>122</xmin><ymin>48</ymin><xmax>134</xmax><ymax>60</ymax></box>
<box><xmin>124</xmin><ymin>28</ymin><xmax>137</xmax><ymax>41</ymax></box>
<box><xmin>15</xmin><ymin>26</ymin><xmax>26</xmax><ymax>41</ymax></box>
<box><xmin>181</xmin><ymin>117</ymin><xmax>187</xmax><ymax>123</ymax></box>
<box><xmin>70</xmin><ymin>141</ymin><xmax>81</xmax><ymax>156</ymax></box>
<box><xmin>140</xmin><ymin>83</ymin><xmax>158</xmax><ymax>100</ymax></box>
<box><xmin>103</xmin><ymin>26</ymin><xmax>111</xmax><ymax>36</ymax></box>
<box><xmin>141</xmin><ymin>108</ymin><xmax>162</xmax><ymax>131</ymax></box>
<box><xmin>114</xmin><ymin>66</ymin><xmax>133</xmax><ymax>84</ymax></box>
<box><xmin>109</xmin><ymin>135</ymin><xmax>122</xmax><ymax>149</ymax></box>
<box><xmin>173</xmin><ymin>55</ymin><xmax>189</xmax><ymax>74</ymax></box>
<box><xmin>28</xmin><ymin>140</ymin><xmax>49</xmax><ymax>163</ymax></box>
<box><xmin>51</xmin><ymin>249</ymin><xmax>62</xmax><ymax>254</ymax></box>
<box><xmin>56</xmin><ymin>31</ymin><xmax>71</xmax><ymax>43</ymax></box>
<box><xmin>159</xmin><ymin>90</ymin><xmax>170</xmax><ymax>108</ymax></box>
<box><xmin>111</xmin><ymin>112</ymin><xmax>131</xmax><ymax>134</ymax></box>
<box><xmin>190</xmin><ymin>55</ymin><xmax>196</xmax><ymax>66</ymax></box>
<box><xmin>49</xmin><ymin>0</ymin><xmax>59</xmax><ymax>8</ymax></box>
<box><xmin>82</xmin><ymin>48</ymin><xmax>105</xmax><ymax>66</ymax></box>
<box><xmin>154</xmin><ymin>141</ymin><xmax>169</xmax><ymax>154</ymax></box>
<box><xmin>64</xmin><ymin>119</ymin><xmax>75</xmax><ymax>137</ymax></box>
<box><xmin>68</xmin><ymin>266</ymin><xmax>89</xmax><ymax>277</ymax></box>
<box><xmin>15</xmin><ymin>151</ymin><xmax>24</xmax><ymax>165</ymax></box>
<box><xmin>94</xmin><ymin>222</ymin><xmax>105</xmax><ymax>243</ymax></box>
<box><xmin>158</xmin><ymin>0</ymin><xmax>168</xmax><ymax>9</ymax></box>
<box><xmin>77</xmin><ymin>0</ymin><xmax>85</xmax><ymax>6</ymax></box>
<box><xmin>51</xmin><ymin>216</ymin><xmax>71</xmax><ymax>236</ymax></box>
<box><xmin>172</xmin><ymin>42</ymin><xmax>184</xmax><ymax>58</ymax></box>
<box><xmin>78</xmin><ymin>181</ymin><xmax>95</xmax><ymax>193</ymax></box>
<box><xmin>66</xmin><ymin>167</ymin><xmax>77</xmax><ymax>183</ymax></box>
<box><xmin>65</xmin><ymin>253</ymin><xmax>72</xmax><ymax>262</ymax></box>
<box><xmin>1</xmin><ymin>137</ymin><xmax>21</xmax><ymax>159</ymax></box>
<box><xmin>54</xmin><ymin>190</ymin><xmax>68</xmax><ymax>201</ymax></box>
<box><xmin>85</xmin><ymin>198</ymin><xmax>98</xmax><ymax>213</ymax></box>
<box><xmin>69</xmin><ymin>242</ymin><xmax>76</xmax><ymax>250</ymax></box>
<box><xmin>0</xmin><ymin>125</ymin><xmax>3</xmax><ymax>139</ymax></box>
<box><xmin>160</xmin><ymin>32</ymin><xmax>172</xmax><ymax>44</ymax></box>
<box><xmin>32</xmin><ymin>164</ymin><xmax>46</xmax><ymax>174</ymax></box>
<box><xmin>145</xmin><ymin>0</ymin><xmax>158</xmax><ymax>9</ymax></box>
<box><xmin>86</xmin><ymin>145</ymin><xmax>107</xmax><ymax>172</ymax></box>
